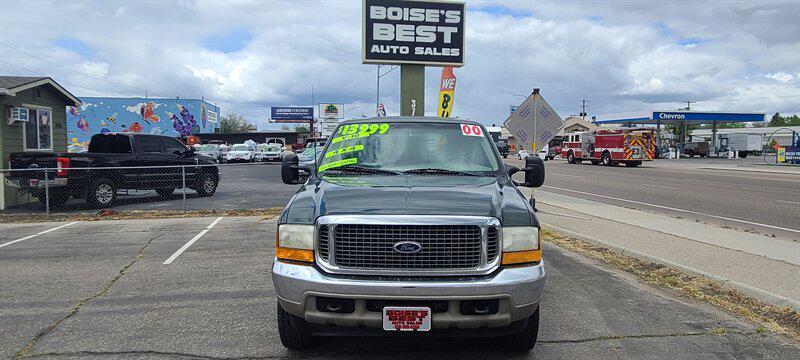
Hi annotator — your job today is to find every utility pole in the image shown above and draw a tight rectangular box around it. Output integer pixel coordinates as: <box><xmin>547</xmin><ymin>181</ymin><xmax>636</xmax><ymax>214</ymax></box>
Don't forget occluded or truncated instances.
<box><xmin>580</xmin><ymin>99</ymin><xmax>589</xmax><ymax>119</ymax></box>
<box><xmin>683</xmin><ymin>100</ymin><xmax>695</xmax><ymax>111</ymax></box>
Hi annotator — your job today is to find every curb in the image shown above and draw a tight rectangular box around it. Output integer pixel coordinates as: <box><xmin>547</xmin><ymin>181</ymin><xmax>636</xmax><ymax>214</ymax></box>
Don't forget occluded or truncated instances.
<box><xmin>543</xmin><ymin>222</ymin><xmax>800</xmax><ymax>312</ymax></box>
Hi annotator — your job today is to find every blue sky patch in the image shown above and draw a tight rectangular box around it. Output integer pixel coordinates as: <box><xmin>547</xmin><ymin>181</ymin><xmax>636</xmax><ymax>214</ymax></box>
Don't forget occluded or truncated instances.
<box><xmin>202</xmin><ymin>28</ymin><xmax>253</xmax><ymax>53</ymax></box>
<box><xmin>589</xmin><ymin>15</ymin><xmax>603</xmax><ymax>22</ymax></box>
<box><xmin>678</xmin><ymin>37</ymin><xmax>708</xmax><ymax>47</ymax></box>
<box><xmin>653</xmin><ymin>22</ymin><xmax>673</xmax><ymax>37</ymax></box>
<box><xmin>55</xmin><ymin>38</ymin><xmax>94</xmax><ymax>58</ymax></box>
<box><xmin>473</xmin><ymin>5</ymin><xmax>533</xmax><ymax>18</ymax></box>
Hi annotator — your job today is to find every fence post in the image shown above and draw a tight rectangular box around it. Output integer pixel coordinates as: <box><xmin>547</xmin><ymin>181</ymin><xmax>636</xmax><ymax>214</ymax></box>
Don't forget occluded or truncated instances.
<box><xmin>43</xmin><ymin>169</ymin><xmax>50</xmax><ymax>216</ymax></box>
<box><xmin>182</xmin><ymin>165</ymin><xmax>187</xmax><ymax>211</ymax></box>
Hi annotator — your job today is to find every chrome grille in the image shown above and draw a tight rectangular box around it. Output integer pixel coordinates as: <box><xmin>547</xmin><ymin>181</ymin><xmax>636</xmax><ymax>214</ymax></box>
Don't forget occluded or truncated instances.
<box><xmin>318</xmin><ymin>225</ymin><xmax>330</xmax><ymax>261</ymax></box>
<box><xmin>487</xmin><ymin>227</ymin><xmax>498</xmax><ymax>262</ymax></box>
<box><xmin>331</xmin><ymin>224</ymin><xmax>482</xmax><ymax>270</ymax></box>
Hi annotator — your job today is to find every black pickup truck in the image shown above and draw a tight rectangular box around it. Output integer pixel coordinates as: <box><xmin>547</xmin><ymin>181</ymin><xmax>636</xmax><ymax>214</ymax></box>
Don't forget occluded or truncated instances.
<box><xmin>5</xmin><ymin>133</ymin><xmax>219</xmax><ymax>208</ymax></box>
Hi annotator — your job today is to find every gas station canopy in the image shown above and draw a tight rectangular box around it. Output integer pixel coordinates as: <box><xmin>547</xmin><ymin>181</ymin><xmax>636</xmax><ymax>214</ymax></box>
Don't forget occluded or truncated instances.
<box><xmin>594</xmin><ymin>111</ymin><xmax>765</xmax><ymax>125</ymax></box>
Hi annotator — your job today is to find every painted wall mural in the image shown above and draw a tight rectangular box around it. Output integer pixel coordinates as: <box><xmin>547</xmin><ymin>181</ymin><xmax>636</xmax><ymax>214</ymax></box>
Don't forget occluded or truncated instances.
<box><xmin>66</xmin><ymin>97</ymin><xmax>219</xmax><ymax>152</ymax></box>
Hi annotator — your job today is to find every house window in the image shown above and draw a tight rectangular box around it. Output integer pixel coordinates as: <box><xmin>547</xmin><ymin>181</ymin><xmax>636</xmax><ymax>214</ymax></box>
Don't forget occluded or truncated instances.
<box><xmin>24</xmin><ymin>108</ymin><xmax>53</xmax><ymax>151</ymax></box>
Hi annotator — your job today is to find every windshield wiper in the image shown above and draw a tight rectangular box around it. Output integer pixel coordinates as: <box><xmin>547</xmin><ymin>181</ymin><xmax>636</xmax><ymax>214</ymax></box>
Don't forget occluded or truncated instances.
<box><xmin>401</xmin><ymin>168</ymin><xmax>484</xmax><ymax>176</ymax></box>
<box><xmin>323</xmin><ymin>165</ymin><xmax>400</xmax><ymax>175</ymax></box>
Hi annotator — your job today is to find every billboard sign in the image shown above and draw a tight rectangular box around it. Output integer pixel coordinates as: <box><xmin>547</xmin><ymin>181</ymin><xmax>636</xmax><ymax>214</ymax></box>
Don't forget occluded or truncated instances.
<box><xmin>270</xmin><ymin>106</ymin><xmax>314</xmax><ymax>123</ymax></box>
<box><xmin>362</xmin><ymin>0</ymin><xmax>466</xmax><ymax>66</ymax></box>
<box><xmin>437</xmin><ymin>66</ymin><xmax>456</xmax><ymax>117</ymax></box>
<box><xmin>319</xmin><ymin>103</ymin><xmax>345</xmax><ymax>119</ymax></box>
<box><xmin>320</xmin><ymin>120</ymin><xmax>340</xmax><ymax>137</ymax></box>
<box><xmin>503</xmin><ymin>92</ymin><xmax>564</xmax><ymax>152</ymax></box>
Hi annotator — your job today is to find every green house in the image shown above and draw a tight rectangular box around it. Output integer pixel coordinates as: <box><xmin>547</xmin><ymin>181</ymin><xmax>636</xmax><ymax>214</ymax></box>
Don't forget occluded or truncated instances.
<box><xmin>0</xmin><ymin>77</ymin><xmax>81</xmax><ymax>210</ymax></box>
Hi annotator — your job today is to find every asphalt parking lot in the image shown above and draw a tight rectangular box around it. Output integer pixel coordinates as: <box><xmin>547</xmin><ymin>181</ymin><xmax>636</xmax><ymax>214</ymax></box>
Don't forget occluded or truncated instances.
<box><xmin>2</xmin><ymin>217</ymin><xmax>797</xmax><ymax>359</ymax></box>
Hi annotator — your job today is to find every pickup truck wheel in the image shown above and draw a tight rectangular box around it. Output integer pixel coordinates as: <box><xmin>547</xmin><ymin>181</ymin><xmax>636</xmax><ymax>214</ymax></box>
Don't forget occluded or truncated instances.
<box><xmin>155</xmin><ymin>188</ymin><xmax>175</xmax><ymax>197</ymax></box>
<box><xmin>86</xmin><ymin>178</ymin><xmax>117</xmax><ymax>208</ymax></box>
<box><xmin>503</xmin><ymin>306</ymin><xmax>540</xmax><ymax>351</ymax></box>
<box><xmin>195</xmin><ymin>172</ymin><xmax>218</xmax><ymax>197</ymax></box>
<box><xmin>277</xmin><ymin>304</ymin><xmax>313</xmax><ymax>350</ymax></box>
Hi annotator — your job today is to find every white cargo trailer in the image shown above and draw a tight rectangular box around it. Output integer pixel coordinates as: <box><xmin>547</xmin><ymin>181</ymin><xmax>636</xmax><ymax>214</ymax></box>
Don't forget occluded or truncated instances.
<box><xmin>717</xmin><ymin>133</ymin><xmax>762</xmax><ymax>158</ymax></box>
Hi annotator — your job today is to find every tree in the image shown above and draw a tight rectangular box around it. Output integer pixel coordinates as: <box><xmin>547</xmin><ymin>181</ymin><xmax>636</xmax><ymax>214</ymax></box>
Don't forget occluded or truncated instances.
<box><xmin>220</xmin><ymin>113</ymin><xmax>255</xmax><ymax>133</ymax></box>
<box><xmin>293</xmin><ymin>125</ymin><xmax>309</xmax><ymax>133</ymax></box>
<box><xmin>767</xmin><ymin>113</ymin><xmax>800</xmax><ymax>127</ymax></box>
<box><xmin>769</xmin><ymin>112</ymin><xmax>785</xmax><ymax>127</ymax></box>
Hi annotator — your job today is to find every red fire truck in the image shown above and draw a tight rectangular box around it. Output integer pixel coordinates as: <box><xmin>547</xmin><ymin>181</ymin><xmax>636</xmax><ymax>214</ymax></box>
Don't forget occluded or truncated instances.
<box><xmin>561</xmin><ymin>128</ymin><xmax>655</xmax><ymax>167</ymax></box>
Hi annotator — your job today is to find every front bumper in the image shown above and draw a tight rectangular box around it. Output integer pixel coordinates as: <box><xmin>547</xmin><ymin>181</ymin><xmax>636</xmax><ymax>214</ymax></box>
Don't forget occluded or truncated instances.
<box><xmin>272</xmin><ymin>261</ymin><xmax>546</xmax><ymax>330</ymax></box>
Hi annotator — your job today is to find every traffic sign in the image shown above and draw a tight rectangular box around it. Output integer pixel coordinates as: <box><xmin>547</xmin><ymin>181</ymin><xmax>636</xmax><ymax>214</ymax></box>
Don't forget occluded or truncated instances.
<box><xmin>503</xmin><ymin>91</ymin><xmax>564</xmax><ymax>152</ymax></box>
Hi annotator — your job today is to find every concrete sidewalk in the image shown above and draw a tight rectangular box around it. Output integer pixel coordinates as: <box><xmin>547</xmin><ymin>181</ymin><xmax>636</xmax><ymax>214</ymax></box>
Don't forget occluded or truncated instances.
<box><xmin>535</xmin><ymin>190</ymin><xmax>800</xmax><ymax>311</ymax></box>
<box><xmin>699</xmin><ymin>164</ymin><xmax>800</xmax><ymax>175</ymax></box>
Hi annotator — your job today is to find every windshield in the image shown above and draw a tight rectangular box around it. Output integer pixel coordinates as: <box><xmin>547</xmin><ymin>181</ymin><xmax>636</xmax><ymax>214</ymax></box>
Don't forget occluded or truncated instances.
<box><xmin>198</xmin><ymin>144</ymin><xmax>218</xmax><ymax>151</ymax></box>
<box><xmin>231</xmin><ymin>145</ymin><xmax>250</xmax><ymax>151</ymax></box>
<box><xmin>318</xmin><ymin>122</ymin><xmax>499</xmax><ymax>173</ymax></box>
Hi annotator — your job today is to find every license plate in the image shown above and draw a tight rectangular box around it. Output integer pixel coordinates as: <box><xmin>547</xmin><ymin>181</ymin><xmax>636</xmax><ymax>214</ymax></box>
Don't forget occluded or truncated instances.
<box><xmin>382</xmin><ymin>306</ymin><xmax>431</xmax><ymax>332</ymax></box>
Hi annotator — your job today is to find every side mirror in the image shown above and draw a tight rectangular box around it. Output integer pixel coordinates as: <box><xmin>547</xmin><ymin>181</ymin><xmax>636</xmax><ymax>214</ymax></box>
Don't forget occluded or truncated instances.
<box><xmin>523</xmin><ymin>156</ymin><xmax>545</xmax><ymax>187</ymax></box>
<box><xmin>506</xmin><ymin>165</ymin><xmax>520</xmax><ymax>177</ymax></box>
<box><xmin>281</xmin><ymin>154</ymin><xmax>301</xmax><ymax>184</ymax></box>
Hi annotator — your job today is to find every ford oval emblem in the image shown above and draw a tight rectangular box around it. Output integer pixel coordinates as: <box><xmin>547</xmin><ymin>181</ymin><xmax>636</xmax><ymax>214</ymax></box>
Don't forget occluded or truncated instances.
<box><xmin>393</xmin><ymin>241</ymin><xmax>422</xmax><ymax>254</ymax></box>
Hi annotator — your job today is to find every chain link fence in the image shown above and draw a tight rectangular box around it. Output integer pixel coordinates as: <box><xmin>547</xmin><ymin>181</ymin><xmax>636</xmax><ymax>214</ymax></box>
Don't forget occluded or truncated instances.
<box><xmin>1</xmin><ymin>163</ymin><xmax>302</xmax><ymax>215</ymax></box>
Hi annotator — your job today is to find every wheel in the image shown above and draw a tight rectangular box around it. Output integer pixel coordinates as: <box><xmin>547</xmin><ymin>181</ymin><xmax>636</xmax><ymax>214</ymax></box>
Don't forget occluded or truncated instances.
<box><xmin>155</xmin><ymin>188</ymin><xmax>175</xmax><ymax>197</ymax></box>
<box><xmin>685</xmin><ymin>149</ymin><xmax>694</xmax><ymax>157</ymax></box>
<box><xmin>590</xmin><ymin>160</ymin><xmax>601</xmax><ymax>165</ymax></box>
<box><xmin>85</xmin><ymin>178</ymin><xmax>117</xmax><ymax>208</ymax></box>
<box><xmin>567</xmin><ymin>151</ymin><xmax>575</xmax><ymax>164</ymax></box>
<box><xmin>195</xmin><ymin>172</ymin><xmax>218</xmax><ymax>197</ymax></box>
<box><xmin>601</xmin><ymin>151</ymin><xmax>612</xmax><ymax>166</ymax></box>
<box><xmin>543</xmin><ymin>156</ymin><xmax>548</xmax><ymax>161</ymax></box>
<box><xmin>503</xmin><ymin>306</ymin><xmax>540</xmax><ymax>351</ymax></box>
<box><xmin>36</xmin><ymin>190</ymin><xmax>70</xmax><ymax>208</ymax></box>
<box><xmin>503</xmin><ymin>154</ymin><xmax>508</xmax><ymax>159</ymax></box>
<box><xmin>739</xmin><ymin>152</ymin><xmax>748</xmax><ymax>159</ymax></box>
<box><xmin>277</xmin><ymin>303</ymin><xmax>313</xmax><ymax>350</ymax></box>
<box><xmin>548</xmin><ymin>156</ymin><xmax>554</xmax><ymax>160</ymax></box>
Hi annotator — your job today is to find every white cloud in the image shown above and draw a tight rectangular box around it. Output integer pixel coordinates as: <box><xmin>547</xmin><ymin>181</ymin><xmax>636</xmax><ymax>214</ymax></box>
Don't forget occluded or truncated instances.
<box><xmin>0</xmin><ymin>0</ymin><xmax>798</xmax><ymax>127</ymax></box>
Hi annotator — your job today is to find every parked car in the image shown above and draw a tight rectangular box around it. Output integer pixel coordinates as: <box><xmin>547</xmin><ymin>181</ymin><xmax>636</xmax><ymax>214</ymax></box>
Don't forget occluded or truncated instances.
<box><xmin>254</xmin><ymin>143</ymin><xmax>283</xmax><ymax>162</ymax></box>
<box><xmin>496</xmin><ymin>140</ymin><xmax>510</xmax><ymax>158</ymax></box>
<box><xmin>683</xmin><ymin>141</ymin><xmax>709</xmax><ymax>158</ymax></box>
<box><xmin>275</xmin><ymin>117</ymin><xmax>546</xmax><ymax>351</ymax></box>
<box><xmin>297</xmin><ymin>145</ymin><xmax>323</xmax><ymax>171</ymax></box>
<box><xmin>226</xmin><ymin>144</ymin><xmax>255</xmax><ymax>163</ymax></box>
<box><xmin>5</xmin><ymin>133</ymin><xmax>219</xmax><ymax>208</ymax></box>
<box><xmin>197</xmin><ymin>144</ymin><xmax>224</xmax><ymax>163</ymax></box>
<box><xmin>518</xmin><ymin>149</ymin><xmax>529</xmax><ymax>159</ymax></box>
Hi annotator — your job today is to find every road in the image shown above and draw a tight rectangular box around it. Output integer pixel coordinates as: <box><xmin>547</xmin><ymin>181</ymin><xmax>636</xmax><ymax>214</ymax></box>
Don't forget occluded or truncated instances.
<box><xmin>506</xmin><ymin>157</ymin><xmax>800</xmax><ymax>240</ymax></box>
<box><xmin>2</xmin><ymin>217</ymin><xmax>797</xmax><ymax>359</ymax></box>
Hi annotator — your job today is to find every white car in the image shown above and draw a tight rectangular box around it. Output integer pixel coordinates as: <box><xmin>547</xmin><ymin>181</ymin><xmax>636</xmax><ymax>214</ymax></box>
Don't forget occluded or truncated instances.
<box><xmin>517</xmin><ymin>149</ymin><xmax>529</xmax><ymax>159</ymax></box>
<box><xmin>226</xmin><ymin>144</ymin><xmax>255</xmax><ymax>163</ymax></box>
<box><xmin>254</xmin><ymin>143</ymin><xmax>283</xmax><ymax>162</ymax></box>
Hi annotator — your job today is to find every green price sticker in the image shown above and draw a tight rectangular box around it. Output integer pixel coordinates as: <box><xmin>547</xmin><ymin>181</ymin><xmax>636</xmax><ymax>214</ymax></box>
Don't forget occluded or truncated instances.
<box><xmin>318</xmin><ymin>157</ymin><xmax>358</xmax><ymax>172</ymax></box>
<box><xmin>325</xmin><ymin>144</ymin><xmax>364</xmax><ymax>159</ymax></box>
<box><xmin>333</xmin><ymin>123</ymin><xmax>390</xmax><ymax>143</ymax></box>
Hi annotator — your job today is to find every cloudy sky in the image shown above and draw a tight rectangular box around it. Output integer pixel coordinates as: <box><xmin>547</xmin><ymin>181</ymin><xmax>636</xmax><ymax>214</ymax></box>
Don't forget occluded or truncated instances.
<box><xmin>1</xmin><ymin>0</ymin><xmax>798</xmax><ymax>129</ymax></box>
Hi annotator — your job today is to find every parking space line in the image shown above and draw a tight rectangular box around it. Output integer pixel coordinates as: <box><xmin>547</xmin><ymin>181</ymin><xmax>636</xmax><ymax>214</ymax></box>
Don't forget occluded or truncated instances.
<box><xmin>0</xmin><ymin>221</ymin><xmax>79</xmax><ymax>249</ymax></box>
<box><xmin>163</xmin><ymin>217</ymin><xmax>224</xmax><ymax>264</ymax></box>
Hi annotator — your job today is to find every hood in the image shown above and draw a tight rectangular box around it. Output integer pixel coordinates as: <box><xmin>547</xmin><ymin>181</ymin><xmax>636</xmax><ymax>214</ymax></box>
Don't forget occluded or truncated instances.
<box><xmin>280</xmin><ymin>174</ymin><xmax>536</xmax><ymax>226</ymax></box>
<box><xmin>228</xmin><ymin>151</ymin><xmax>251</xmax><ymax>156</ymax></box>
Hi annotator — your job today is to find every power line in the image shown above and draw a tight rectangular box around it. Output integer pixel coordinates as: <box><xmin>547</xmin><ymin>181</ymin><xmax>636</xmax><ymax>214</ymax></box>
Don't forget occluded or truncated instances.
<box><xmin>0</xmin><ymin>41</ymin><xmax>147</xmax><ymax>93</ymax></box>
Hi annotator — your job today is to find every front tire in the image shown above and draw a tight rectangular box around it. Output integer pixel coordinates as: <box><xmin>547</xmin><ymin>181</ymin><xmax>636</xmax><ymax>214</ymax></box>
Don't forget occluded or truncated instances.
<box><xmin>277</xmin><ymin>304</ymin><xmax>313</xmax><ymax>350</ymax></box>
<box><xmin>567</xmin><ymin>151</ymin><xmax>575</xmax><ymax>164</ymax></box>
<box><xmin>195</xmin><ymin>172</ymin><xmax>218</xmax><ymax>197</ymax></box>
<box><xmin>504</xmin><ymin>306</ymin><xmax>540</xmax><ymax>351</ymax></box>
<box><xmin>85</xmin><ymin>178</ymin><xmax>117</xmax><ymax>208</ymax></box>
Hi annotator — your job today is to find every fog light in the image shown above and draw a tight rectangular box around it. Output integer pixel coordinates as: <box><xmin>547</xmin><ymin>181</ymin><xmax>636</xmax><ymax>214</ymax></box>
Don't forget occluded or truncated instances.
<box><xmin>316</xmin><ymin>297</ymin><xmax>355</xmax><ymax>313</ymax></box>
<box><xmin>460</xmin><ymin>299</ymin><xmax>499</xmax><ymax>315</ymax></box>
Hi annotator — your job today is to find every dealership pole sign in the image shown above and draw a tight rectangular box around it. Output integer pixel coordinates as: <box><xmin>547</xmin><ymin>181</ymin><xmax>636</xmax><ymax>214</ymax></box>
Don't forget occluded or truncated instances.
<box><xmin>319</xmin><ymin>103</ymin><xmax>345</xmax><ymax>119</ymax></box>
<box><xmin>270</xmin><ymin>107</ymin><xmax>314</xmax><ymax>123</ymax></box>
<box><xmin>363</xmin><ymin>0</ymin><xmax>465</xmax><ymax>67</ymax></box>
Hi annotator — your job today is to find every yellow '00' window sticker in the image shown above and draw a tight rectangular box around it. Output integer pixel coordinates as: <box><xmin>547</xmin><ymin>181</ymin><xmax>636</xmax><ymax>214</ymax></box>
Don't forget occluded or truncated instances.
<box><xmin>331</xmin><ymin>123</ymin><xmax>390</xmax><ymax>144</ymax></box>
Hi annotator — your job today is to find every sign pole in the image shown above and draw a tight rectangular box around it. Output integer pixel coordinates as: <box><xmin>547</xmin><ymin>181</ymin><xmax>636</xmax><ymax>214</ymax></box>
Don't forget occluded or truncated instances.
<box><xmin>400</xmin><ymin>65</ymin><xmax>425</xmax><ymax>117</ymax></box>
<box><xmin>530</xmin><ymin>89</ymin><xmax>539</xmax><ymax>212</ymax></box>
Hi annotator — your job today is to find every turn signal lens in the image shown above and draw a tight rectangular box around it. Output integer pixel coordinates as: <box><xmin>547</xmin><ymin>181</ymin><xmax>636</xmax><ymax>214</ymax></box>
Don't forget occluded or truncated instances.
<box><xmin>501</xmin><ymin>250</ymin><xmax>542</xmax><ymax>265</ymax></box>
<box><xmin>276</xmin><ymin>247</ymin><xmax>315</xmax><ymax>263</ymax></box>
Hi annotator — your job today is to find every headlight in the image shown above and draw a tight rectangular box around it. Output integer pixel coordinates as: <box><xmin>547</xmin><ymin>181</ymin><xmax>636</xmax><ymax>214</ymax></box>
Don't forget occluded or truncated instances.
<box><xmin>276</xmin><ymin>224</ymin><xmax>315</xmax><ymax>263</ymax></box>
<box><xmin>501</xmin><ymin>226</ymin><xmax>541</xmax><ymax>265</ymax></box>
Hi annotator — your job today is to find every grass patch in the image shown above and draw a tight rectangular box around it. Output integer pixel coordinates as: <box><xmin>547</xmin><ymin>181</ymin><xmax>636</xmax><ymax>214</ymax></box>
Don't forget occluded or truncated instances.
<box><xmin>542</xmin><ymin>228</ymin><xmax>800</xmax><ymax>342</ymax></box>
<box><xmin>0</xmin><ymin>208</ymin><xmax>283</xmax><ymax>223</ymax></box>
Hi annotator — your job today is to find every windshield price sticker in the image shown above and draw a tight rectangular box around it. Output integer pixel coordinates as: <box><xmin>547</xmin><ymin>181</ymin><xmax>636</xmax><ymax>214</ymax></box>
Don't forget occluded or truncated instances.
<box><xmin>332</xmin><ymin>123</ymin><xmax>390</xmax><ymax>144</ymax></box>
<box><xmin>460</xmin><ymin>124</ymin><xmax>483</xmax><ymax>137</ymax></box>
<box><xmin>318</xmin><ymin>157</ymin><xmax>358</xmax><ymax>172</ymax></box>
<box><xmin>382</xmin><ymin>307</ymin><xmax>432</xmax><ymax>331</ymax></box>
<box><xmin>325</xmin><ymin>144</ymin><xmax>365</xmax><ymax>159</ymax></box>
